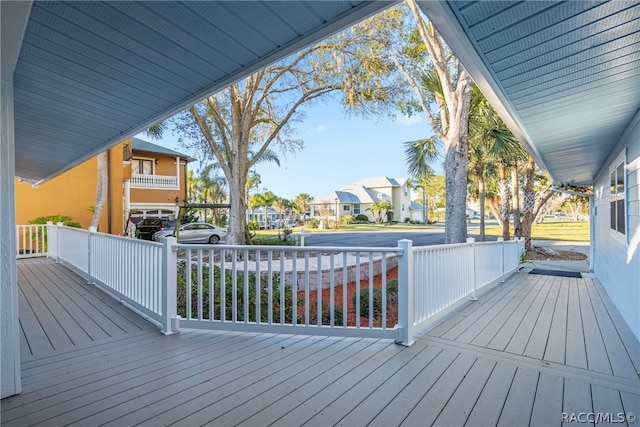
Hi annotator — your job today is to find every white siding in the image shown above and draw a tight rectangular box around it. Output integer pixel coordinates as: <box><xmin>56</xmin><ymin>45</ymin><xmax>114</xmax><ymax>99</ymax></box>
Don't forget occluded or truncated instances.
<box><xmin>593</xmin><ymin>110</ymin><xmax>640</xmax><ymax>341</ymax></box>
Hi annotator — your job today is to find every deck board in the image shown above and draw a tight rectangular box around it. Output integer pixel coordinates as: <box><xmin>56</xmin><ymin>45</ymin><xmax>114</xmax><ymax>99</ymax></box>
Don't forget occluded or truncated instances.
<box><xmin>566</xmin><ymin>277</ymin><xmax>588</xmax><ymax>369</ymax></box>
<box><xmin>3</xmin><ymin>260</ymin><xmax>640</xmax><ymax>427</ymax></box>
<box><xmin>16</xmin><ymin>258</ymin><xmax>156</xmax><ymax>362</ymax></box>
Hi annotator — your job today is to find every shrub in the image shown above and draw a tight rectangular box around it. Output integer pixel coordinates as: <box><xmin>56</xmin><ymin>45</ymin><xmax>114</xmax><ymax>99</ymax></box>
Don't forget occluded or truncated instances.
<box><xmin>354</xmin><ymin>214</ymin><xmax>369</xmax><ymax>224</ymax></box>
<box><xmin>177</xmin><ymin>261</ymin><xmax>294</xmax><ymax>323</ymax></box>
<box><xmin>248</xmin><ymin>220</ymin><xmax>259</xmax><ymax>230</ymax></box>
<box><xmin>352</xmin><ymin>288</ymin><xmax>384</xmax><ymax>319</ymax></box>
<box><xmin>306</xmin><ymin>300</ymin><xmax>344</xmax><ymax>326</ymax></box>
<box><xmin>352</xmin><ymin>279</ymin><xmax>399</xmax><ymax>320</ymax></box>
<box><xmin>306</xmin><ymin>218</ymin><xmax>320</xmax><ymax>228</ymax></box>
<box><xmin>340</xmin><ymin>214</ymin><xmax>354</xmax><ymax>225</ymax></box>
<box><xmin>29</xmin><ymin>215</ymin><xmax>81</xmax><ymax>228</ymax></box>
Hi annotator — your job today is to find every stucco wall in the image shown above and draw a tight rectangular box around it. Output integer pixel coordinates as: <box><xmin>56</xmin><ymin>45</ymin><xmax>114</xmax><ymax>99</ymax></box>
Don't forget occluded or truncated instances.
<box><xmin>593</xmin><ymin>110</ymin><xmax>640</xmax><ymax>340</ymax></box>
<box><xmin>15</xmin><ymin>143</ymin><xmax>124</xmax><ymax>233</ymax></box>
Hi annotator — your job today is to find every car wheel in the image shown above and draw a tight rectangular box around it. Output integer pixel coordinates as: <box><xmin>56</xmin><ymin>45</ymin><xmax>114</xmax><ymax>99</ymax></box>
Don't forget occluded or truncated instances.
<box><xmin>208</xmin><ymin>235</ymin><xmax>220</xmax><ymax>244</ymax></box>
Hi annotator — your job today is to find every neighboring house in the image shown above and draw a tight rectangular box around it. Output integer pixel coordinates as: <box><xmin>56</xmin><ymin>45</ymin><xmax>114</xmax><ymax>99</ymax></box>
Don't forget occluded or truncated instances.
<box><xmin>15</xmin><ymin>137</ymin><xmax>193</xmax><ymax>235</ymax></box>
<box><xmin>310</xmin><ymin>177</ymin><xmax>423</xmax><ymax>223</ymax></box>
<box><xmin>125</xmin><ymin>138</ymin><xmax>194</xmax><ymax>227</ymax></box>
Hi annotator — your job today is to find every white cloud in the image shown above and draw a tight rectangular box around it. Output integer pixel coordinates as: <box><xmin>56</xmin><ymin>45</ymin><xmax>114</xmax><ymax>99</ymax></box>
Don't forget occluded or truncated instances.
<box><xmin>315</xmin><ymin>124</ymin><xmax>327</xmax><ymax>133</ymax></box>
<box><xmin>395</xmin><ymin>115</ymin><xmax>423</xmax><ymax>127</ymax></box>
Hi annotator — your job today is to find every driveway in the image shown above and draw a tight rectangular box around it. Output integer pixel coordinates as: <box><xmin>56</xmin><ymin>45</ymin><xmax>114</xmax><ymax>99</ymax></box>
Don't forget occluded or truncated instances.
<box><xmin>303</xmin><ymin>225</ymin><xmax>498</xmax><ymax>247</ymax></box>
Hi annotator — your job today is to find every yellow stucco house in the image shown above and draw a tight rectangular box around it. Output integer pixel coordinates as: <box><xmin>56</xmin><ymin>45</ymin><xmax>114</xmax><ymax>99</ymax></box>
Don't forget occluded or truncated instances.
<box><xmin>15</xmin><ymin>137</ymin><xmax>193</xmax><ymax>235</ymax></box>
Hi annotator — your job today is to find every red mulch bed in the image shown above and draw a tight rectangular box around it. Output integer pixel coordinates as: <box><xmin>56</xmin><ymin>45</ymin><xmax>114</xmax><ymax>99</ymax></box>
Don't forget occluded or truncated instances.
<box><xmin>296</xmin><ymin>266</ymin><xmax>399</xmax><ymax>328</ymax></box>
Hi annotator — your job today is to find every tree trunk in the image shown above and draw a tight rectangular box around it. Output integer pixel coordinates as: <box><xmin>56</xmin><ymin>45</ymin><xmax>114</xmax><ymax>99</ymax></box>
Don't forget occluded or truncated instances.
<box><xmin>478</xmin><ymin>173</ymin><xmax>486</xmax><ymax>242</ymax></box>
<box><xmin>227</xmin><ymin>172</ymin><xmax>249</xmax><ymax>245</ymax></box>
<box><xmin>498</xmin><ymin>163</ymin><xmax>510</xmax><ymax>240</ymax></box>
<box><xmin>521</xmin><ymin>156</ymin><xmax>536</xmax><ymax>251</ymax></box>
<box><xmin>444</xmin><ymin>139</ymin><xmax>469</xmax><ymax>243</ymax></box>
<box><xmin>511</xmin><ymin>163</ymin><xmax>522</xmax><ymax>238</ymax></box>
<box><xmin>90</xmin><ymin>151</ymin><xmax>108</xmax><ymax>230</ymax></box>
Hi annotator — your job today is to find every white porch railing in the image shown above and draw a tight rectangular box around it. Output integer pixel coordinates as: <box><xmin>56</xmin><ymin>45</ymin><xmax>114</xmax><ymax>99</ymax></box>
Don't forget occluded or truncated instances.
<box><xmin>405</xmin><ymin>237</ymin><xmax>524</xmax><ymax>344</ymax></box>
<box><xmin>174</xmin><ymin>244</ymin><xmax>402</xmax><ymax>341</ymax></box>
<box><xmin>23</xmin><ymin>224</ymin><xmax>524</xmax><ymax>345</ymax></box>
<box><xmin>130</xmin><ymin>173</ymin><xmax>179</xmax><ymax>189</ymax></box>
<box><xmin>16</xmin><ymin>224</ymin><xmax>48</xmax><ymax>258</ymax></box>
<box><xmin>47</xmin><ymin>224</ymin><xmax>176</xmax><ymax>334</ymax></box>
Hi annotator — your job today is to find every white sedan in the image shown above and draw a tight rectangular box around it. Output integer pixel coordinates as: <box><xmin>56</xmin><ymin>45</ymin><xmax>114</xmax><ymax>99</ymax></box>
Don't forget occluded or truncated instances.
<box><xmin>153</xmin><ymin>222</ymin><xmax>227</xmax><ymax>244</ymax></box>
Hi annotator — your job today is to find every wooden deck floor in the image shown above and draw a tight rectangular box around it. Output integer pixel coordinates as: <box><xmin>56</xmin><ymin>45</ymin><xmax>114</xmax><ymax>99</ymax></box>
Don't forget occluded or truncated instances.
<box><xmin>2</xmin><ymin>258</ymin><xmax>639</xmax><ymax>426</ymax></box>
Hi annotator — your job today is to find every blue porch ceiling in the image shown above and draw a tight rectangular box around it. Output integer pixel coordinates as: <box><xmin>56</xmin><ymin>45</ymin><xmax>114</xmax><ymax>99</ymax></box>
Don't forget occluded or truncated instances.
<box><xmin>6</xmin><ymin>1</ymin><xmax>394</xmax><ymax>182</ymax></box>
<box><xmin>5</xmin><ymin>1</ymin><xmax>639</xmax><ymax>187</ymax></box>
<box><xmin>419</xmin><ymin>0</ymin><xmax>640</xmax><ymax>186</ymax></box>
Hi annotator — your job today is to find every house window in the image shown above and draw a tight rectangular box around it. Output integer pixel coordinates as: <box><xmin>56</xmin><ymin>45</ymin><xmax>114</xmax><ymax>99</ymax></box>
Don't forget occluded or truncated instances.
<box><xmin>610</xmin><ymin>161</ymin><xmax>625</xmax><ymax>235</ymax></box>
<box><xmin>343</xmin><ymin>205</ymin><xmax>350</xmax><ymax>211</ymax></box>
<box><xmin>354</xmin><ymin>204</ymin><xmax>361</xmax><ymax>214</ymax></box>
<box><xmin>132</xmin><ymin>158</ymin><xmax>153</xmax><ymax>175</ymax></box>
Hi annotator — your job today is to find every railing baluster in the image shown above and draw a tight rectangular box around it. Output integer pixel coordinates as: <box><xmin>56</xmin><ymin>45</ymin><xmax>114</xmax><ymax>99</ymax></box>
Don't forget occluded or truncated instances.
<box><xmin>329</xmin><ymin>253</ymin><xmax>335</xmax><ymax>327</ymax></box>
<box><xmin>317</xmin><ymin>252</ymin><xmax>322</xmax><ymax>326</ymax></box>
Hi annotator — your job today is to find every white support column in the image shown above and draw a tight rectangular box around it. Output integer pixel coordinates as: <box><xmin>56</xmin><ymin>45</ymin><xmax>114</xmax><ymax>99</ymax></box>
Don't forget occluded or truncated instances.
<box><xmin>161</xmin><ymin>236</ymin><xmax>178</xmax><ymax>335</ymax></box>
<box><xmin>396</xmin><ymin>239</ymin><xmax>414</xmax><ymax>346</ymax></box>
<box><xmin>175</xmin><ymin>156</ymin><xmax>180</xmax><ymax>189</ymax></box>
<box><xmin>123</xmin><ymin>179</ymin><xmax>131</xmax><ymax>236</ymax></box>
<box><xmin>1</xmin><ymin>79</ymin><xmax>21</xmax><ymax>398</ymax></box>
<box><xmin>2</xmin><ymin>1</ymin><xmax>34</xmax><ymax>397</ymax></box>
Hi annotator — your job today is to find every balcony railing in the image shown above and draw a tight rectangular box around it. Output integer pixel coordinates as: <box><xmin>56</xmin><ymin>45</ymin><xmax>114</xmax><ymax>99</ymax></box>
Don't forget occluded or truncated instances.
<box><xmin>21</xmin><ymin>223</ymin><xmax>525</xmax><ymax>345</ymax></box>
<box><xmin>130</xmin><ymin>173</ymin><xmax>178</xmax><ymax>189</ymax></box>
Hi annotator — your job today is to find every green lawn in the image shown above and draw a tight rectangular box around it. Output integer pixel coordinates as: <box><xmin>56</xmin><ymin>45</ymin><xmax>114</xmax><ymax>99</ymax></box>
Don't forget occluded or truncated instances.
<box><xmin>252</xmin><ymin>220</ymin><xmax>590</xmax><ymax>243</ymax></box>
<box><xmin>253</xmin><ymin>222</ymin><xmax>434</xmax><ymax>237</ymax></box>
<box><xmin>482</xmin><ymin>220</ymin><xmax>590</xmax><ymax>242</ymax></box>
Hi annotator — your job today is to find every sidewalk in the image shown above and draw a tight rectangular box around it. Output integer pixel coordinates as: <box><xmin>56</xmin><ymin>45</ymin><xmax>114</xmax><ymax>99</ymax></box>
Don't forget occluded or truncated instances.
<box><xmin>526</xmin><ymin>240</ymin><xmax>591</xmax><ymax>273</ymax></box>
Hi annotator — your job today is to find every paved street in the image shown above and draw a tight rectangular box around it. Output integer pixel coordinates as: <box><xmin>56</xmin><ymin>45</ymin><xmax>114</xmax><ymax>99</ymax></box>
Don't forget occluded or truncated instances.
<box><xmin>303</xmin><ymin>224</ymin><xmax>498</xmax><ymax>247</ymax></box>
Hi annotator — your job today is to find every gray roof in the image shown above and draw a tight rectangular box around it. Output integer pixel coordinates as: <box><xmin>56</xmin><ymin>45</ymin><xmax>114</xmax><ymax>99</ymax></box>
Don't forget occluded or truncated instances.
<box><xmin>131</xmin><ymin>138</ymin><xmax>194</xmax><ymax>162</ymax></box>
<box><xmin>342</xmin><ymin>176</ymin><xmax>402</xmax><ymax>190</ymax></box>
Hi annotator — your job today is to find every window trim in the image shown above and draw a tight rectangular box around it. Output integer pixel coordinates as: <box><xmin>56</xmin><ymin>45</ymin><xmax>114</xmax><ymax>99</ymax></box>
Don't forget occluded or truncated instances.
<box><xmin>131</xmin><ymin>156</ymin><xmax>155</xmax><ymax>175</ymax></box>
<box><xmin>609</xmin><ymin>154</ymin><xmax>626</xmax><ymax>240</ymax></box>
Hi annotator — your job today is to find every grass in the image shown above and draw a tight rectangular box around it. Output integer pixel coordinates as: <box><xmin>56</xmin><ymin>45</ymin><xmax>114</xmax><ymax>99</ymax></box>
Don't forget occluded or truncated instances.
<box><xmin>482</xmin><ymin>220</ymin><xmax>590</xmax><ymax>242</ymax></box>
<box><xmin>253</xmin><ymin>222</ymin><xmax>434</xmax><ymax>238</ymax></box>
<box><xmin>252</xmin><ymin>219</ymin><xmax>590</xmax><ymax>243</ymax></box>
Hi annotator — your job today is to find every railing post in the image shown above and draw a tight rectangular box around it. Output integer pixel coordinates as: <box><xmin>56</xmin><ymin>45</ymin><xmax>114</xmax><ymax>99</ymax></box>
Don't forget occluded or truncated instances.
<box><xmin>161</xmin><ymin>236</ymin><xmax>178</xmax><ymax>335</ymax></box>
<box><xmin>87</xmin><ymin>226</ymin><xmax>97</xmax><ymax>284</ymax></box>
<box><xmin>55</xmin><ymin>222</ymin><xmax>63</xmax><ymax>263</ymax></box>
<box><xmin>467</xmin><ymin>237</ymin><xmax>478</xmax><ymax>301</ymax></box>
<box><xmin>396</xmin><ymin>239</ymin><xmax>414</xmax><ymax>346</ymax></box>
<box><xmin>497</xmin><ymin>237</ymin><xmax>505</xmax><ymax>283</ymax></box>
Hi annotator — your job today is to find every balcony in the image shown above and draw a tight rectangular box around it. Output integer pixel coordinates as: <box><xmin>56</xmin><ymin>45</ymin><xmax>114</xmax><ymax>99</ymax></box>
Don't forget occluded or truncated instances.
<box><xmin>130</xmin><ymin>173</ymin><xmax>179</xmax><ymax>189</ymax></box>
<box><xmin>4</xmin><ymin>225</ymin><xmax>639</xmax><ymax>425</ymax></box>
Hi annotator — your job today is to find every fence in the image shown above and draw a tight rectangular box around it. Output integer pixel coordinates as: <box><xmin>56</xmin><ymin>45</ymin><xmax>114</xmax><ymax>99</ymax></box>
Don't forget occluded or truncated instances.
<box><xmin>130</xmin><ymin>173</ymin><xmax>179</xmax><ymax>189</ymax></box>
<box><xmin>175</xmin><ymin>244</ymin><xmax>402</xmax><ymax>341</ymax></box>
<box><xmin>19</xmin><ymin>224</ymin><xmax>524</xmax><ymax>345</ymax></box>
<box><xmin>406</xmin><ymin>237</ymin><xmax>524</xmax><ymax>344</ymax></box>
<box><xmin>16</xmin><ymin>225</ymin><xmax>48</xmax><ymax>258</ymax></box>
<box><xmin>47</xmin><ymin>224</ymin><xmax>175</xmax><ymax>333</ymax></box>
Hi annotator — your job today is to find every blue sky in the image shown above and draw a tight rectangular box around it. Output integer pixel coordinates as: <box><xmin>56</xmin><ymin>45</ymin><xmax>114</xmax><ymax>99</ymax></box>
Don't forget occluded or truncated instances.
<box><xmin>142</xmin><ymin>99</ymin><xmax>439</xmax><ymax>201</ymax></box>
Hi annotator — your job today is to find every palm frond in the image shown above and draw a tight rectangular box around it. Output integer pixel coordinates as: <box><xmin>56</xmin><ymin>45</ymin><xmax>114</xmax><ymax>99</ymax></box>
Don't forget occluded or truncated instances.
<box><xmin>404</xmin><ymin>137</ymin><xmax>441</xmax><ymax>180</ymax></box>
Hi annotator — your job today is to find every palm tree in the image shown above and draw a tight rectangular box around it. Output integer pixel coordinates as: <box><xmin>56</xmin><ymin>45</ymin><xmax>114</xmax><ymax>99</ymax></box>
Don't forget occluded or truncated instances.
<box><xmin>404</xmin><ymin>137</ymin><xmax>441</xmax><ymax>182</ymax></box>
<box><xmin>367</xmin><ymin>200</ymin><xmax>393</xmax><ymax>224</ymax></box>
<box><xmin>293</xmin><ymin>193</ymin><xmax>312</xmax><ymax>220</ymax></box>
<box><xmin>467</xmin><ymin>87</ymin><xmax>525</xmax><ymax>240</ymax></box>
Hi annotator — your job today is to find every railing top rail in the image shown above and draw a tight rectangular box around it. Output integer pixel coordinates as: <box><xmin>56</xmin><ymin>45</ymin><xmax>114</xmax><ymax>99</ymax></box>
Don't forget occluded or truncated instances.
<box><xmin>174</xmin><ymin>243</ymin><xmax>404</xmax><ymax>254</ymax></box>
<box><xmin>413</xmin><ymin>241</ymin><xmax>472</xmax><ymax>250</ymax></box>
<box><xmin>50</xmin><ymin>224</ymin><xmax>162</xmax><ymax>247</ymax></box>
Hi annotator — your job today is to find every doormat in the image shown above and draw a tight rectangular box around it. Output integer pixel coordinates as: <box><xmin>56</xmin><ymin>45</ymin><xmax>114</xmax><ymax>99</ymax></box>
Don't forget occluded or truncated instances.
<box><xmin>529</xmin><ymin>269</ymin><xmax>582</xmax><ymax>278</ymax></box>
